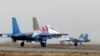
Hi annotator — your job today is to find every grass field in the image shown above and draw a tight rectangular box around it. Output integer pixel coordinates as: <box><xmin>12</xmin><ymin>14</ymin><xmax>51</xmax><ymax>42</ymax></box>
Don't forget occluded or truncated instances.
<box><xmin>0</xmin><ymin>52</ymin><xmax>100</xmax><ymax>56</ymax></box>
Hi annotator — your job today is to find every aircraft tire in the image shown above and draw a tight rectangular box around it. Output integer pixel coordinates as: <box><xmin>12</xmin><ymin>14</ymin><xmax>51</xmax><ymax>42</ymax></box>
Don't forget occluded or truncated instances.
<box><xmin>21</xmin><ymin>42</ymin><xmax>24</xmax><ymax>47</ymax></box>
<box><xmin>13</xmin><ymin>39</ymin><xmax>16</xmax><ymax>42</ymax></box>
<box><xmin>40</xmin><ymin>41</ymin><xmax>46</xmax><ymax>47</ymax></box>
<box><xmin>74</xmin><ymin>42</ymin><xmax>78</xmax><ymax>46</ymax></box>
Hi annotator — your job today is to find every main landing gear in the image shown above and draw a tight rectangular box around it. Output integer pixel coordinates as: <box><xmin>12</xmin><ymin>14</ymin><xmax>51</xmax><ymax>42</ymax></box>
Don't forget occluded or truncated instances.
<box><xmin>21</xmin><ymin>41</ymin><xmax>25</xmax><ymax>47</ymax></box>
<box><xmin>40</xmin><ymin>41</ymin><xmax>46</xmax><ymax>47</ymax></box>
<box><xmin>74</xmin><ymin>42</ymin><xmax>78</xmax><ymax>46</ymax></box>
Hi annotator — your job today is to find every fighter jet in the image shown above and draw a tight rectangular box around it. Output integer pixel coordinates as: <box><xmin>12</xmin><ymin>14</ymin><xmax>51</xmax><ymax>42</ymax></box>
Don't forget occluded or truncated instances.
<box><xmin>60</xmin><ymin>34</ymin><xmax>90</xmax><ymax>46</ymax></box>
<box><xmin>0</xmin><ymin>17</ymin><xmax>68</xmax><ymax>47</ymax></box>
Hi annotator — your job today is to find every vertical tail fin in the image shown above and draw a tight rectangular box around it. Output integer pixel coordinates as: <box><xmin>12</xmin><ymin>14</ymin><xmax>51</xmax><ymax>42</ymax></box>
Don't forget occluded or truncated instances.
<box><xmin>12</xmin><ymin>17</ymin><xmax>20</xmax><ymax>34</ymax></box>
<box><xmin>83</xmin><ymin>34</ymin><xmax>88</xmax><ymax>41</ymax></box>
<box><xmin>40</xmin><ymin>26</ymin><xmax>47</xmax><ymax>33</ymax></box>
<box><xmin>79</xmin><ymin>34</ymin><xmax>84</xmax><ymax>38</ymax></box>
<box><xmin>40</xmin><ymin>25</ymin><xmax>48</xmax><ymax>34</ymax></box>
<box><xmin>32</xmin><ymin>17</ymin><xmax>41</xmax><ymax>36</ymax></box>
<box><xmin>33</xmin><ymin>17</ymin><xmax>40</xmax><ymax>31</ymax></box>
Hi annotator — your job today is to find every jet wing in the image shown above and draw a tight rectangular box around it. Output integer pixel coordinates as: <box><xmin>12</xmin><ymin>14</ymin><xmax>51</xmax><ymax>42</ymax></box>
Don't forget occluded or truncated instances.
<box><xmin>0</xmin><ymin>32</ymin><xmax>33</xmax><ymax>37</ymax></box>
<box><xmin>0</xmin><ymin>33</ymin><xmax>12</xmax><ymax>37</ymax></box>
<box><xmin>40</xmin><ymin>33</ymin><xmax>68</xmax><ymax>38</ymax></box>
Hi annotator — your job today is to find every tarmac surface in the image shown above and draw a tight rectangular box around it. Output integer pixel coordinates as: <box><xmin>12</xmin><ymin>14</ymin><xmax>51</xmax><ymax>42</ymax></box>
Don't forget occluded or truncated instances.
<box><xmin>0</xmin><ymin>47</ymin><xmax>100</xmax><ymax>54</ymax></box>
<box><xmin>0</xmin><ymin>44</ymin><xmax>100</xmax><ymax>53</ymax></box>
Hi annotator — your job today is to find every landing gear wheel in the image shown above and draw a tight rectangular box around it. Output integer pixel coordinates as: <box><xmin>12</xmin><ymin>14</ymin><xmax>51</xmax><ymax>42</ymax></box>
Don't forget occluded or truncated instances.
<box><xmin>13</xmin><ymin>39</ymin><xmax>16</xmax><ymax>42</ymax></box>
<box><xmin>40</xmin><ymin>41</ymin><xmax>46</xmax><ymax>47</ymax></box>
<box><xmin>21</xmin><ymin>42</ymin><xmax>24</xmax><ymax>47</ymax></box>
<box><xmin>74</xmin><ymin>42</ymin><xmax>78</xmax><ymax>46</ymax></box>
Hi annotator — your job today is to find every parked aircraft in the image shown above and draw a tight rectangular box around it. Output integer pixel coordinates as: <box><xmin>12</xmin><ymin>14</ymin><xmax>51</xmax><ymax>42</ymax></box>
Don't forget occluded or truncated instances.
<box><xmin>0</xmin><ymin>17</ymin><xmax>68</xmax><ymax>47</ymax></box>
<box><xmin>60</xmin><ymin>34</ymin><xmax>90</xmax><ymax>46</ymax></box>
